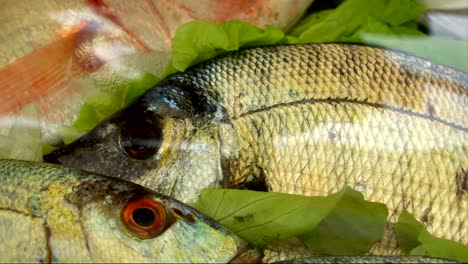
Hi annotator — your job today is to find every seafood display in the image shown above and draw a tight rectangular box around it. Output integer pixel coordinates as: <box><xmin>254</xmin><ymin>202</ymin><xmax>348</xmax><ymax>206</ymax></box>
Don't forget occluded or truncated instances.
<box><xmin>45</xmin><ymin>43</ymin><xmax>468</xmax><ymax>253</ymax></box>
<box><xmin>1</xmin><ymin>0</ymin><xmax>467</xmax><ymax>262</ymax></box>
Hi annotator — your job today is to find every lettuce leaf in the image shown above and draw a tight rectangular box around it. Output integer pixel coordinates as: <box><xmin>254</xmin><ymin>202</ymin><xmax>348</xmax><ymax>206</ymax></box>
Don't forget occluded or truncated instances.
<box><xmin>290</xmin><ymin>0</ymin><xmax>426</xmax><ymax>41</ymax></box>
<box><xmin>395</xmin><ymin>211</ymin><xmax>468</xmax><ymax>262</ymax></box>
<box><xmin>290</xmin><ymin>0</ymin><xmax>467</xmax><ymax>71</ymax></box>
<box><xmin>192</xmin><ymin>187</ymin><xmax>387</xmax><ymax>255</ymax></box>
<box><xmin>56</xmin><ymin>72</ymin><xmax>159</xmax><ymax>146</ymax></box>
<box><xmin>161</xmin><ymin>21</ymin><xmax>287</xmax><ymax>78</ymax></box>
<box><xmin>299</xmin><ymin>190</ymin><xmax>388</xmax><ymax>255</ymax></box>
<box><xmin>121</xmin><ymin>73</ymin><xmax>160</xmax><ymax>107</ymax></box>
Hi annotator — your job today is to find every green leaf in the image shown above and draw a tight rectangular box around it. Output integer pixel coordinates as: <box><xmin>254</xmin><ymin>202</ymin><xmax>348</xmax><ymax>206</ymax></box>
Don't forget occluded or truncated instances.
<box><xmin>290</xmin><ymin>0</ymin><xmax>427</xmax><ymax>42</ymax></box>
<box><xmin>59</xmin><ymin>102</ymin><xmax>101</xmax><ymax>144</ymax></box>
<box><xmin>289</xmin><ymin>9</ymin><xmax>333</xmax><ymax>37</ymax></box>
<box><xmin>42</xmin><ymin>144</ymin><xmax>58</xmax><ymax>155</ymax></box>
<box><xmin>193</xmin><ymin>189</ymin><xmax>331</xmax><ymax>247</ymax></box>
<box><xmin>300</xmin><ymin>189</ymin><xmax>388</xmax><ymax>255</ymax></box>
<box><xmin>192</xmin><ymin>187</ymin><xmax>387</xmax><ymax>254</ymax></box>
<box><xmin>222</xmin><ymin>23</ymin><xmax>285</xmax><ymax>49</ymax></box>
<box><xmin>162</xmin><ymin>20</ymin><xmax>287</xmax><ymax>78</ymax></box>
<box><xmin>85</xmin><ymin>93</ymin><xmax>122</xmax><ymax>121</ymax></box>
<box><xmin>59</xmin><ymin>126</ymin><xmax>88</xmax><ymax>145</ymax></box>
<box><xmin>395</xmin><ymin>211</ymin><xmax>468</xmax><ymax>262</ymax></box>
<box><xmin>378</xmin><ymin>0</ymin><xmax>427</xmax><ymax>26</ymax></box>
<box><xmin>57</xmin><ymin>72</ymin><xmax>159</xmax><ymax>144</ymax></box>
<box><xmin>170</xmin><ymin>20</ymin><xmax>230</xmax><ymax>72</ymax></box>
<box><xmin>122</xmin><ymin>73</ymin><xmax>160</xmax><ymax>107</ymax></box>
<box><xmin>288</xmin><ymin>0</ymin><xmax>466</xmax><ymax>71</ymax></box>
<box><xmin>71</xmin><ymin>103</ymin><xmax>99</xmax><ymax>131</ymax></box>
<box><xmin>394</xmin><ymin>210</ymin><xmax>423</xmax><ymax>253</ymax></box>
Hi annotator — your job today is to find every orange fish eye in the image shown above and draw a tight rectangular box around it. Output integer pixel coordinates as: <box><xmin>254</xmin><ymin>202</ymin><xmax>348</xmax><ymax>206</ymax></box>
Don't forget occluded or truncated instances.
<box><xmin>121</xmin><ymin>196</ymin><xmax>166</xmax><ymax>239</ymax></box>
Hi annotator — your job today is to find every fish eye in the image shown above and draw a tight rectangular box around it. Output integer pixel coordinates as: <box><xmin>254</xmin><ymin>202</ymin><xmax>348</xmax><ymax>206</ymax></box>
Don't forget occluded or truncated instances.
<box><xmin>132</xmin><ymin>208</ymin><xmax>155</xmax><ymax>227</ymax></box>
<box><xmin>121</xmin><ymin>196</ymin><xmax>166</xmax><ymax>239</ymax></box>
<box><xmin>120</xmin><ymin>124</ymin><xmax>162</xmax><ymax>160</ymax></box>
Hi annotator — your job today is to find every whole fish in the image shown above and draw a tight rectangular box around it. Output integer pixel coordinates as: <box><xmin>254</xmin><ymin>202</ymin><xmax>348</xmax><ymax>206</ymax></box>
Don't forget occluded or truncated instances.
<box><xmin>44</xmin><ymin>44</ymin><xmax>468</xmax><ymax>253</ymax></box>
<box><xmin>0</xmin><ymin>159</ymin><xmax>260</xmax><ymax>263</ymax></box>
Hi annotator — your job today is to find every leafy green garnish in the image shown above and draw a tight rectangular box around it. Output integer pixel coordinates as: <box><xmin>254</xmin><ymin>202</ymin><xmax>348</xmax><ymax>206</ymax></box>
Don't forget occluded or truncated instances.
<box><xmin>289</xmin><ymin>0</ymin><xmax>467</xmax><ymax>71</ymax></box>
<box><xmin>299</xmin><ymin>190</ymin><xmax>388</xmax><ymax>255</ymax></box>
<box><xmin>194</xmin><ymin>187</ymin><xmax>467</xmax><ymax>259</ymax></box>
<box><xmin>161</xmin><ymin>21</ymin><xmax>287</xmax><ymax>78</ymax></box>
<box><xmin>42</xmin><ymin>144</ymin><xmax>58</xmax><ymax>155</ymax></box>
<box><xmin>57</xmin><ymin>72</ymin><xmax>159</xmax><ymax>145</ymax></box>
<box><xmin>121</xmin><ymin>73</ymin><xmax>160</xmax><ymax>107</ymax></box>
<box><xmin>395</xmin><ymin>211</ymin><xmax>468</xmax><ymax>262</ymax></box>
<box><xmin>290</xmin><ymin>0</ymin><xmax>426</xmax><ymax>41</ymax></box>
<box><xmin>193</xmin><ymin>187</ymin><xmax>387</xmax><ymax>254</ymax></box>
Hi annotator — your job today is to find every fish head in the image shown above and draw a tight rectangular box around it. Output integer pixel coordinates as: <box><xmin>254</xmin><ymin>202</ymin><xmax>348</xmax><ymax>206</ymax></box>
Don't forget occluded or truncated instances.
<box><xmin>45</xmin><ymin>82</ymin><xmax>224</xmax><ymax>203</ymax></box>
<box><xmin>70</xmin><ymin>177</ymin><xmax>260</xmax><ymax>263</ymax></box>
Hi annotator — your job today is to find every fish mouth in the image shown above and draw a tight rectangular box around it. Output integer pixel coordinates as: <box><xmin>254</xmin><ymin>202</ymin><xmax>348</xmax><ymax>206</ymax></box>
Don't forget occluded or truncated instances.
<box><xmin>229</xmin><ymin>243</ymin><xmax>263</xmax><ymax>263</ymax></box>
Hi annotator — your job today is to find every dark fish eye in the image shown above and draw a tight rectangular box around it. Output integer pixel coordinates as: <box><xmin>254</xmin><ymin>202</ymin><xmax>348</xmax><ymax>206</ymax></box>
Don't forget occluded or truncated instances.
<box><xmin>120</xmin><ymin>124</ymin><xmax>162</xmax><ymax>159</ymax></box>
<box><xmin>132</xmin><ymin>208</ymin><xmax>156</xmax><ymax>227</ymax></box>
<box><xmin>121</xmin><ymin>196</ymin><xmax>166</xmax><ymax>239</ymax></box>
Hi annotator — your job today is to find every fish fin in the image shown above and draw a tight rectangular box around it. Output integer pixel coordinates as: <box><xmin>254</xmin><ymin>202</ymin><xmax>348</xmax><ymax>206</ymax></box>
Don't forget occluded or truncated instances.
<box><xmin>0</xmin><ymin>21</ymin><xmax>96</xmax><ymax>116</ymax></box>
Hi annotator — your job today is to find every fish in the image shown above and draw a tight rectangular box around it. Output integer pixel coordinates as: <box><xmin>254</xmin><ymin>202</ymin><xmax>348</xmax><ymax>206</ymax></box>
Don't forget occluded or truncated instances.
<box><xmin>44</xmin><ymin>43</ymin><xmax>468</xmax><ymax>253</ymax></box>
<box><xmin>0</xmin><ymin>0</ymin><xmax>312</xmax><ymax>144</ymax></box>
<box><xmin>0</xmin><ymin>159</ymin><xmax>260</xmax><ymax>263</ymax></box>
<box><xmin>272</xmin><ymin>255</ymin><xmax>459</xmax><ymax>263</ymax></box>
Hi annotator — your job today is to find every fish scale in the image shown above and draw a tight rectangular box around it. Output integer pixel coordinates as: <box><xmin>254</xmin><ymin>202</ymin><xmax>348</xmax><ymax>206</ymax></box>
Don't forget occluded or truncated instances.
<box><xmin>44</xmin><ymin>44</ymin><xmax>467</xmax><ymax>255</ymax></box>
<box><xmin>181</xmin><ymin>45</ymin><xmax>467</xmax><ymax>254</ymax></box>
<box><xmin>227</xmin><ymin>101</ymin><xmax>466</xmax><ymax>253</ymax></box>
<box><xmin>0</xmin><ymin>159</ymin><xmax>257</xmax><ymax>263</ymax></box>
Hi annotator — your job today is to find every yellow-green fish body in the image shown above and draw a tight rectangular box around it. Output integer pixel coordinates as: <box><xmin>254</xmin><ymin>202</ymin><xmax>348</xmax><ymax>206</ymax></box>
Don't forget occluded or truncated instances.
<box><xmin>44</xmin><ymin>44</ymin><xmax>468</xmax><ymax>253</ymax></box>
<box><xmin>273</xmin><ymin>255</ymin><xmax>459</xmax><ymax>263</ymax></box>
<box><xmin>0</xmin><ymin>159</ymin><xmax>258</xmax><ymax>263</ymax></box>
